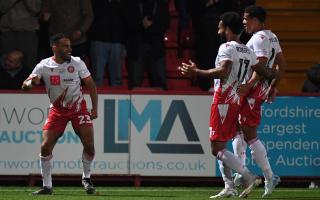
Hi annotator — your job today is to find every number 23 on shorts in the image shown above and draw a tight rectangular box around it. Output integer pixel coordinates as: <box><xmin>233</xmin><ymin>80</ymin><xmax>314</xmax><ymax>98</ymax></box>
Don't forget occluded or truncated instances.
<box><xmin>78</xmin><ymin>115</ymin><xmax>92</xmax><ymax>125</ymax></box>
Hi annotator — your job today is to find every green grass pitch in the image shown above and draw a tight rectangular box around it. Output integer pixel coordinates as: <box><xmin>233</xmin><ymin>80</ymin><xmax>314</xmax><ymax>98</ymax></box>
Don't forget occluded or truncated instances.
<box><xmin>0</xmin><ymin>186</ymin><xmax>319</xmax><ymax>200</ymax></box>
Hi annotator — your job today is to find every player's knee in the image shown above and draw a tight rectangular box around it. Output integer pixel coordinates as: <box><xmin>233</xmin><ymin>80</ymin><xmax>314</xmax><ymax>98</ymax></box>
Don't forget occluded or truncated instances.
<box><xmin>244</xmin><ymin>134</ymin><xmax>256</xmax><ymax>142</ymax></box>
<box><xmin>210</xmin><ymin>143</ymin><xmax>219</xmax><ymax>156</ymax></box>
<box><xmin>40</xmin><ymin>144</ymin><xmax>53</xmax><ymax>156</ymax></box>
<box><xmin>211</xmin><ymin>148</ymin><xmax>219</xmax><ymax>157</ymax></box>
<box><xmin>88</xmin><ymin>149</ymin><xmax>95</xmax><ymax>157</ymax></box>
<box><xmin>84</xmin><ymin>145</ymin><xmax>95</xmax><ymax>157</ymax></box>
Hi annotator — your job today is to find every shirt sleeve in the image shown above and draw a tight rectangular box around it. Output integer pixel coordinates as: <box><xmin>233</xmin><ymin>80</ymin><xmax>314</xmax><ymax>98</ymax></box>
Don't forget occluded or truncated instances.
<box><xmin>217</xmin><ymin>43</ymin><xmax>233</xmax><ymax>65</ymax></box>
<box><xmin>273</xmin><ymin>34</ymin><xmax>282</xmax><ymax>54</ymax></box>
<box><xmin>31</xmin><ymin>61</ymin><xmax>44</xmax><ymax>79</ymax></box>
<box><xmin>77</xmin><ymin>59</ymin><xmax>91</xmax><ymax>79</ymax></box>
<box><xmin>251</xmin><ymin>34</ymin><xmax>269</xmax><ymax>58</ymax></box>
<box><xmin>250</xmin><ymin>49</ymin><xmax>259</xmax><ymax>66</ymax></box>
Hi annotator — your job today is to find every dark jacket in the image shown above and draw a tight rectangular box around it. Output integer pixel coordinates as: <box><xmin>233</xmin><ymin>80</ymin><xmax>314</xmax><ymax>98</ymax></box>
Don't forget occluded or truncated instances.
<box><xmin>89</xmin><ymin>0</ymin><xmax>126</xmax><ymax>43</ymax></box>
<box><xmin>0</xmin><ymin>66</ymin><xmax>29</xmax><ymax>90</ymax></box>
<box><xmin>0</xmin><ymin>0</ymin><xmax>41</xmax><ymax>32</ymax></box>
<box><xmin>43</xmin><ymin>0</ymin><xmax>93</xmax><ymax>45</ymax></box>
<box><xmin>124</xmin><ymin>0</ymin><xmax>170</xmax><ymax>60</ymax></box>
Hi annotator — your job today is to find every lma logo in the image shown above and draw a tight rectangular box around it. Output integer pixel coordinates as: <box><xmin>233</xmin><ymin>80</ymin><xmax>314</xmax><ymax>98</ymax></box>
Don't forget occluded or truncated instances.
<box><xmin>104</xmin><ymin>99</ymin><xmax>204</xmax><ymax>154</ymax></box>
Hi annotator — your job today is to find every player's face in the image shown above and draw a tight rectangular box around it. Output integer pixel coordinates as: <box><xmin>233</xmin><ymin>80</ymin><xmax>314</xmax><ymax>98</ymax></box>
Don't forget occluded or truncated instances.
<box><xmin>55</xmin><ymin>38</ymin><xmax>72</xmax><ymax>62</ymax></box>
<box><xmin>218</xmin><ymin>20</ymin><xmax>227</xmax><ymax>43</ymax></box>
<box><xmin>243</xmin><ymin>13</ymin><xmax>256</xmax><ymax>34</ymax></box>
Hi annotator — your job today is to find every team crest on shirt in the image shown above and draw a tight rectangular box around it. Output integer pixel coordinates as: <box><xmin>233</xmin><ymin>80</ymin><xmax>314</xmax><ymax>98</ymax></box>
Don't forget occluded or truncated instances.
<box><xmin>67</xmin><ymin>66</ymin><xmax>75</xmax><ymax>73</ymax></box>
<box><xmin>218</xmin><ymin>104</ymin><xmax>229</xmax><ymax>124</ymax></box>
<box><xmin>247</xmin><ymin>97</ymin><xmax>256</xmax><ymax>110</ymax></box>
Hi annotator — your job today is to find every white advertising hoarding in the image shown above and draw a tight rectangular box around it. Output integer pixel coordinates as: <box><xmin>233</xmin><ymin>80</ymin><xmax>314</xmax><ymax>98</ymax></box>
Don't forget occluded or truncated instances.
<box><xmin>128</xmin><ymin>95</ymin><xmax>215</xmax><ymax>176</ymax></box>
<box><xmin>0</xmin><ymin>93</ymin><xmax>215</xmax><ymax>176</ymax></box>
<box><xmin>0</xmin><ymin>94</ymin><xmax>131</xmax><ymax>175</ymax></box>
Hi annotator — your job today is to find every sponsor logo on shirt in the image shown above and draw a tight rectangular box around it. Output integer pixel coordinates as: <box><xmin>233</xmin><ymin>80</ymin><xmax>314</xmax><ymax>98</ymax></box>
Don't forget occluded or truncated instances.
<box><xmin>63</xmin><ymin>78</ymin><xmax>74</xmax><ymax>82</ymax></box>
<box><xmin>50</xmin><ymin>75</ymin><xmax>61</xmax><ymax>85</ymax></box>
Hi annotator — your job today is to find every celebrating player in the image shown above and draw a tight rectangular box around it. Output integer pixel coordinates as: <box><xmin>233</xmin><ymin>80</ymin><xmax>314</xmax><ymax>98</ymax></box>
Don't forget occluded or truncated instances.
<box><xmin>232</xmin><ymin>5</ymin><xmax>287</xmax><ymax>198</ymax></box>
<box><xmin>179</xmin><ymin>12</ymin><xmax>277</xmax><ymax>198</ymax></box>
<box><xmin>22</xmin><ymin>33</ymin><xmax>98</xmax><ymax>195</ymax></box>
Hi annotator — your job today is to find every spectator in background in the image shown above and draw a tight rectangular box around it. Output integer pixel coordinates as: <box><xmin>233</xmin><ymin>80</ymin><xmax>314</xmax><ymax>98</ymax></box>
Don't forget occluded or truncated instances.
<box><xmin>124</xmin><ymin>0</ymin><xmax>170</xmax><ymax>90</ymax></box>
<box><xmin>302</xmin><ymin>63</ymin><xmax>320</xmax><ymax>92</ymax></box>
<box><xmin>0</xmin><ymin>0</ymin><xmax>42</xmax><ymax>72</ymax></box>
<box><xmin>37</xmin><ymin>3</ymin><xmax>51</xmax><ymax>61</ymax></box>
<box><xmin>0</xmin><ymin>50</ymin><xmax>29</xmax><ymax>89</ymax></box>
<box><xmin>41</xmin><ymin>0</ymin><xmax>93</xmax><ymax>61</ymax></box>
<box><xmin>175</xmin><ymin>0</ymin><xmax>193</xmax><ymax>58</ymax></box>
<box><xmin>89</xmin><ymin>0</ymin><xmax>126</xmax><ymax>87</ymax></box>
<box><xmin>187</xmin><ymin>0</ymin><xmax>239</xmax><ymax>91</ymax></box>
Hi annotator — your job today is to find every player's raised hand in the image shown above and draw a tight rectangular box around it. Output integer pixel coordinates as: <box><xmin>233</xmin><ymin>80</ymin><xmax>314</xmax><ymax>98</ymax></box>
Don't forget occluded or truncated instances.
<box><xmin>21</xmin><ymin>74</ymin><xmax>40</xmax><ymax>90</ymax></box>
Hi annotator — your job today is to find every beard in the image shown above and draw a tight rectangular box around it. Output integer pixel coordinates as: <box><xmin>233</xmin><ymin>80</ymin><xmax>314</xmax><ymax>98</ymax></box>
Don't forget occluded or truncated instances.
<box><xmin>60</xmin><ymin>52</ymin><xmax>71</xmax><ymax>63</ymax></box>
<box><xmin>65</xmin><ymin>55</ymin><xmax>71</xmax><ymax>63</ymax></box>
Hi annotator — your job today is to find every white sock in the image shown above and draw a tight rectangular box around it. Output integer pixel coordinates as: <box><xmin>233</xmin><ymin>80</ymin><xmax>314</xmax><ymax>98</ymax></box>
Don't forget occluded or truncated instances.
<box><xmin>232</xmin><ymin>133</ymin><xmax>247</xmax><ymax>167</ymax></box>
<box><xmin>40</xmin><ymin>154</ymin><xmax>53</xmax><ymax>188</ymax></box>
<box><xmin>217</xmin><ymin>149</ymin><xmax>251</xmax><ymax>176</ymax></box>
<box><xmin>249</xmin><ymin>139</ymin><xmax>273</xmax><ymax>180</ymax></box>
<box><xmin>218</xmin><ymin>160</ymin><xmax>234</xmax><ymax>189</ymax></box>
<box><xmin>82</xmin><ymin>152</ymin><xmax>94</xmax><ymax>179</ymax></box>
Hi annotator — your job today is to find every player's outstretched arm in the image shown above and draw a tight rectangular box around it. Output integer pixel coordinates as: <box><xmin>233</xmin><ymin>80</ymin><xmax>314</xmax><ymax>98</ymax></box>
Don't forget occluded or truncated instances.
<box><xmin>21</xmin><ymin>74</ymin><xmax>40</xmax><ymax>90</ymax></box>
<box><xmin>82</xmin><ymin>76</ymin><xmax>98</xmax><ymax>120</ymax></box>
<box><xmin>179</xmin><ymin>59</ymin><xmax>231</xmax><ymax>79</ymax></box>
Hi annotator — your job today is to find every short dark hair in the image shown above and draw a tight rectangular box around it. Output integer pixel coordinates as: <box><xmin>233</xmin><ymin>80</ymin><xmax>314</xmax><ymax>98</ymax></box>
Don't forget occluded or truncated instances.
<box><xmin>220</xmin><ymin>12</ymin><xmax>243</xmax><ymax>35</ymax></box>
<box><xmin>245</xmin><ymin>5</ymin><xmax>267</xmax><ymax>23</ymax></box>
<box><xmin>49</xmin><ymin>33</ymin><xmax>68</xmax><ymax>47</ymax></box>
